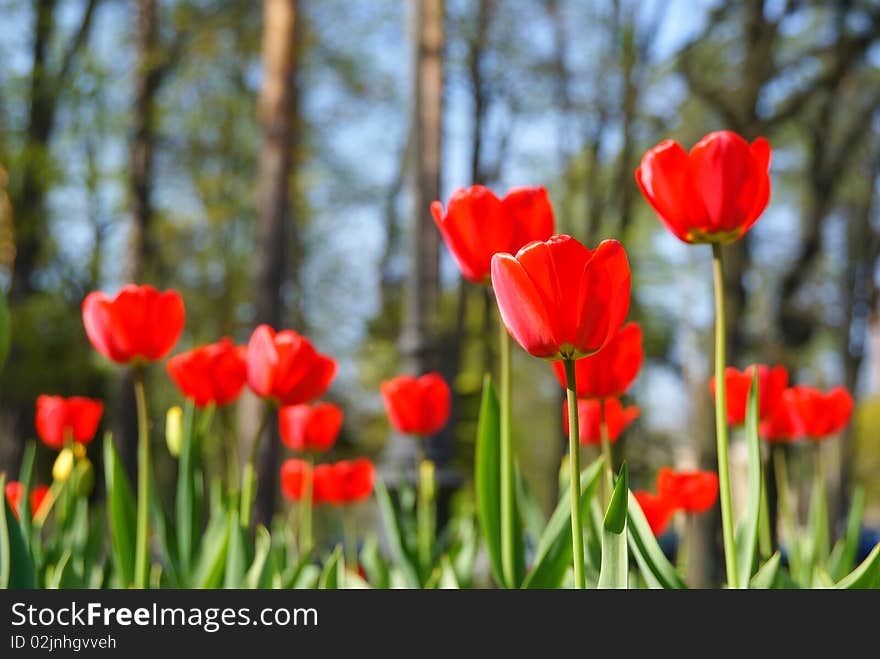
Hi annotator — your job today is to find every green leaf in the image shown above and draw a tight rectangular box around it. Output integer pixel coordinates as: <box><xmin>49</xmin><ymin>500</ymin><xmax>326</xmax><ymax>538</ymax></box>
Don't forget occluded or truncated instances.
<box><xmin>0</xmin><ymin>474</ymin><xmax>35</xmax><ymax>588</ymax></box>
<box><xmin>244</xmin><ymin>526</ymin><xmax>273</xmax><ymax>589</ymax></box>
<box><xmin>223</xmin><ymin>510</ymin><xmax>249</xmax><ymax>588</ymax></box>
<box><xmin>0</xmin><ymin>289</ymin><xmax>10</xmax><ymax>372</ymax></box>
<box><xmin>827</xmin><ymin>485</ymin><xmax>866</xmax><ymax>581</ymax></box>
<box><xmin>835</xmin><ymin>542</ymin><xmax>880</xmax><ymax>589</ymax></box>
<box><xmin>803</xmin><ymin>462</ymin><xmax>830</xmax><ymax>583</ymax></box>
<box><xmin>360</xmin><ymin>534</ymin><xmax>390</xmax><ymax>589</ymax></box>
<box><xmin>598</xmin><ymin>463</ymin><xmax>629</xmax><ymax>589</ymax></box>
<box><xmin>103</xmin><ymin>433</ymin><xmax>136</xmax><ymax>588</ymax></box>
<box><xmin>16</xmin><ymin>442</ymin><xmax>36</xmax><ymax>551</ymax></box>
<box><xmin>749</xmin><ymin>552</ymin><xmax>782</xmax><ymax>589</ymax></box>
<box><xmin>149</xmin><ymin>469</ymin><xmax>179</xmax><ymax>587</ymax></box>
<box><xmin>46</xmin><ymin>550</ymin><xmax>73</xmax><ymax>589</ymax></box>
<box><xmin>294</xmin><ymin>565</ymin><xmax>321</xmax><ymax>589</ymax></box>
<box><xmin>191</xmin><ymin>511</ymin><xmax>230</xmax><ymax>589</ymax></box>
<box><xmin>627</xmin><ymin>490</ymin><xmax>687</xmax><ymax>589</ymax></box>
<box><xmin>515</xmin><ymin>466</ymin><xmax>546</xmax><ymax>548</ymax></box>
<box><xmin>176</xmin><ymin>400</ymin><xmax>198</xmax><ymax>582</ymax></box>
<box><xmin>735</xmin><ymin>370</ymin><xmax>762</xmax><ymax>588</ymax></box>
<box><xmin>475</xmin><ymin>375</ymin><xmax>505</xmax><ymax>588</ymax></box>
<box><xmin>374</xmin><ymin>477</ymin><xmax>420</xmax><ymax>587</ymax></box>
<box><xmin>522</xmin><ymin>457</ymin><xmax>603</xmax><ymax>589</ymax></box>
<box><xmin>318</xmin><ymin>545</ymin><xmax>345</xmax><ymax>589</ymax></box>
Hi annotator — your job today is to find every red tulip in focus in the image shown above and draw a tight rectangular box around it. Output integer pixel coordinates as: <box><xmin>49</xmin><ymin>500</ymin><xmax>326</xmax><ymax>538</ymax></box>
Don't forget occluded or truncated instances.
<box><xmin>280</xmin><ymin>459</ymin><xmax>312</xmax><ymax>502</ymax></box>
<box><xmin>656</xmin><ymin>468</ymin><xmax>719</xmax><ymax>513</ymax></box>
<box><xmin>5</xmin><ymin>481</ymin><xmax>23</xmax><ymax>519</ymax></box>
<box><xmin>709</xmin><ymin>364</ymin><xmax>788</xmax><ymax>425</ymax></box>
<box><xmin>552</xmin><ymin>322</ymin><xmax>643</xmax><ymax>397</ymax></box>
<box><xmin>167</xmin><ymin>338</ymin><xmax>248</xmax><ymax>407</ymax></box>
<box><xmin>247</xmin><ymin>325</ymin><xmax>337</xmax><ymax>406</ymax></box>
<box><xmin>633</xmin><ymin>490</ymin><xmax>674</xmax><ymax>536</ymax></box>
<box><xmin>431</xmin><ymin>185</ymin><xmax>555</xmax><ymax>284</ymax></box>
<box><xmin>636</xmin><ymin>130</ymin><xmax>771</xmax><ymax>244</ymax></box>
<box><xmin>785</xmin><ymin>385</ymin><xmax>853</xmax><ymax>440</ymax></box>
<box><xmin>82</xmin><ymin>284</ymin><xmax>185</xmax><ymax>364</ymax></box>
<box><xmin>313</xmin><ymin>459</ymin><xmax>375</xmax><ymax>506</ymax></box>
<box><xmin>35</xmin><ymin>395</ymin><xmax>104</xmax><ymax>449</ymax></box>
<box><xmin>490</xmin><ymin>235</ymin><xmax>631</xmax><ymax>360</ymax></box>
<box><xmin>561</xmin><ymin>398</ymin><xmax>640</xmax><ymax>446</ymax></box>
<box><xmin>380</xmin><ymin>373</ymin><xmax>451</xmax><ymax>436</ymax></box>
<box><xmin>279</xmin><ymin>402</ymin><xmax>343</xmax><ymax>452</ymax></box>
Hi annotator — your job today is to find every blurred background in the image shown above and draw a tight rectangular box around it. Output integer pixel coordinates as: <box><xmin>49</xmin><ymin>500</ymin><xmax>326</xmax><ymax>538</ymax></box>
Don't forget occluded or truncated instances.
<box><xmin>1</xmin><ymin>0</ymin><xmax>879</xmax><ymax>586</ymax></box>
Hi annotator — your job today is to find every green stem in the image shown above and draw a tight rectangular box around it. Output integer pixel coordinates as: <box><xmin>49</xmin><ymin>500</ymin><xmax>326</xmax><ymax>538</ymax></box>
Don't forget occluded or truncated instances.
<box><xmin>133</xmin><ymin>367</ymin><xmax>150</xmax><ymax>589</ymax></box>
<box><xmin>343</xmin><ymin>506</ymin><xmax>358</xmax><ymax>568</ymax></box>
<box><xmin>773</xmin><ymin>445</ymin><xmax>794</xmax><ymax>543</ymax></box>
<box><xmin>299</xmin><ymin>453</ymin><xmax>314</xmax><ymax>555</ymax></box>
<box><xmin>758</xmin><ymin>464</ymin><xmax>772</xmax><ymax>559</ymax></box>
<box><xmin>563</xmin><ymin>358</ymin><xmax>586</xmax><ymax>589</ymax></box>
<box><xmin>677</xmin><ymin>514</ymin><xmax>692</xmax><ymax>575</ymax></box>
<box><xmin>712</xmin><ymin>243</ymin><xmax>739</xmax><ymax>589</ymax></box>
<box><xmin>221</xmin><ymin>406</ymin><xmax>239</xmax><ymax>492</ymax></box>
<box><xmin>498</xmin><ymin>318</ymin><xmax>516</xmax><ymax>588</ymax></box>
<box><xmin>417</xmin><ymin>453</ymin><xmax>435</xmax><ymax>572</ymax></box>
<box><xmin>599</xmin><ymin>413</ymin><xmax>613</xmax><ymax>507</ymax></box>
<box><xmin>240</xmin><ymin>404</ymin><xmax>272</xmax><ymax>528</ymax></box>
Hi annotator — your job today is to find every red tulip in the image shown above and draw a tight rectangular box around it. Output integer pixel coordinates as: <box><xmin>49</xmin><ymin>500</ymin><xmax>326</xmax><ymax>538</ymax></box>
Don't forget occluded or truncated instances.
<box><xmin>314</xmin><ymin>459</ymin><xmax>375</xmax><ymax>506</ymax></box>
<box><xmin>82</xmin><ymin>284</ymin><xmax>185</xmax><ymax>364</ymax></box>
<box><xmin>35</xmin><ymin>395</ymin><xmax>103</xmax><ymax>449</ymax></box>
<box><xmin>656</xmin><ymin>468</ymin><xmax>719</xmax><ymax>513</ymax></box>
<box><xmin>380</xmin><ymin>373</ymin><xmax>451</xmax><ymax>436</ymax></box>
<box><xmin>561</xmin><ymin>398</ymin><xmax>640</xmax><ymax>446</ymax></box>
<box><xmin>785</xmin><ymin>385</ymin><xmax>853</xmax><ymax>440</ymax></box>
<box><xmin>431</xmin><ymin>186</ymin><xmax>555</xmax><ymax>284</ymax></box>
<box><xmin>30</xmin><ymin>485</ymin><xmax>49</xmax><ymax>517</ymax></box>
<box><xmin>280</xmin><ymin>458</ymin><xmax>312</xmax><ymax>502</ymax></box>
<box><xmin>247</xmin><ymin>324</ymin><xmax>337</xmax><ymax>406</ymax></box>
<box><xmin>633</xmin><ymin>490</ymin><xmax>674</xmax><ymax>536</ymax></box>
<box><xmin>167</xmin><ymin>338</ymin><xmax>248</xmax><ymax>407</ymax></box>
<box><xmin>552</xmin><ymin>322</ymin><xmax>642</xmax><ymax>397</ymax></box>
<box><xmin>5</xmin><ymin>481</ymin><xmax>23</xmax><ymax>519</ymax></box>
<box><xmin>636</xmin><ymin>130</ymin><xmax>771</xmax><ymax>244</ymax></box>
<box><xmin>759</xmin><ymin>392</ymin><xmax>801</xmax><ymax>442</ymax></box>
<box><xmin>490</xmin><ymin>235</ymin><xmax>630</xmax><ymax>360</ymax></box>
<box><xmin>279</xmin><ymin>402</ymin><xmax>343</xmax><ymax>453</ymax></box>
<box><xmin>709</xmin><ymin>364</ymin><xmax>788</xmax><ymax>426</ymax></box>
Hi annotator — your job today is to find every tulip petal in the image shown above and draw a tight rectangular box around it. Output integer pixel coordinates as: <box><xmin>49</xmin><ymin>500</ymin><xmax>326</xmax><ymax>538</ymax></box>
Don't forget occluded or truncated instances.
<box><xmin>247</xmin><ymin>325</ymin><xmax>280</xmax><ymax>398</ymax></box>
<box><xmin>502</xmin><ymin>186</ymin><xmax>555</xmax><ymax>250</ymax></box>
<box><xmin>491</xmin><ymin>252</ymin><xmax>558</xmax><ymax>358</ymax></box>
<box><xmin>635</xmin><ymin>140</ymin><xmax>694</xmax><ymax>242</ymax></box>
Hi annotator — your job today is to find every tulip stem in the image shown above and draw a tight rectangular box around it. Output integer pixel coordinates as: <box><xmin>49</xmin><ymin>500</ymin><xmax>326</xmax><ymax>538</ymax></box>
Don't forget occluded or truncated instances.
<box><xmin>563</xmin><ymin>358</ymin><xmax>586</xmax><ymax>589</ymax></box>
<box><xmin>133</xmin><ymin>367</ymin><xmax>151</xmax><ymax>589</ymax></box>
<box><xmin>711</xmin><ymin>244</ymin><xmax>739</xmax><ymax>588</ymax></box>
<box><xmin>599</xmin><ymin>415</ymin><xmax>614</xmax><ymax>507</ymax></box>
<box><xmin>299</xmin><ymin>453</ymin><xmax>314</xmax><ymax>556</ymax></box>
<box><xmin>417</xmin><ymin>453</ymin><xmax>435</xmax><ymax>574</ymax></box>
<box><xmin>498</xmin><ymin>318</ymin><xmax>517</xmax><ymax>588</ymax></box>
<box><xmin>772</xmin><ymin>445</ymin><xmax>794</xmax><ymax>547</ymax></box>
<box><xmin>343</xmin><ymin>506</ymin><xmax>358</xmax><ymax>568</ymax></box>
<box><xmin>240</xmin><ymin>404</ymin><xmax>271</xmax><ymax>528</ymax></box>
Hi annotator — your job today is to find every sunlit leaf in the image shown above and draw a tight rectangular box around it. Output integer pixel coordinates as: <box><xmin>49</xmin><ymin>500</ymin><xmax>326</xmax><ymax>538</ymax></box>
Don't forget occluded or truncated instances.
<box><xmin>735</xmin><ymin>370</ymin><xmax>762</xmax><ymax>588</ymax></box>
<box><xmin>627</xmin><ymin>490</ymin><xmax>687</xmax><ymax>590</ymax></box>
<box><xmin>835</xmin><ymin>542</ymin><xmax>880</xmax><ymax>589</ymax></box>
<box><xmin>103</xmin><ymin>433</ymin><xmax>136</xmax><ymax>588</ymax></box>
<box><xmin>827</xmin><ymin>485</ymin><xmax>866</xmax><ymax>581</ymax></box>
<box><xmin>598</xmin><ymin>463</ymin><xmax>628</xmax><ymax>589</ymax></box>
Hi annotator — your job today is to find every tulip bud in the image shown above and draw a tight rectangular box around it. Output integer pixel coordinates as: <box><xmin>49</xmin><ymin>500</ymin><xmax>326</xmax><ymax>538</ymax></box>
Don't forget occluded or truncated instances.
<box><xmin>52</xmin><ymin>448</ymin><xmax>75</xmax><ymax>482</ymax></box>
<box><xmin>165</xmin><ymin>406</ymin><xmax>183</xmax><ymax>457</ymax></box>
<box><xmin>419</xmin><ymin>459</ymin><xmax>435</xmax><ymax>503</ymax></box>
<box><xmin>72</xmin><ymin>442</ymin><xmax>86</xmax><ymax>460</ymax></box>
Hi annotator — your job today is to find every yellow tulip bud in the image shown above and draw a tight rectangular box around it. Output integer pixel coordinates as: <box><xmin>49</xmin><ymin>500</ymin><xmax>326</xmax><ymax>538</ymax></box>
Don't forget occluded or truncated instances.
<box><xmin>166</xmin><ymin>406</ymin><xmax>183</xmax><ymax>458</ymax></box>
<box><xmin>52</xmin><ymin>448</ymin><xmax>75</xmax><ymax>482</ymax></box>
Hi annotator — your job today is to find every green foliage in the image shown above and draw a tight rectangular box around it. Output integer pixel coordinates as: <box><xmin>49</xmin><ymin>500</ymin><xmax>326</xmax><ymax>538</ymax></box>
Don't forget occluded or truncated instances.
<box><xmin>598</xmin><ymin>463</ymin><xmax>629</xmax><ymax>589</ymax></box>
<box><xmin>735</xmin><ymin>370</ymin><xmax>762</xmax><ymax>588</ymax></box>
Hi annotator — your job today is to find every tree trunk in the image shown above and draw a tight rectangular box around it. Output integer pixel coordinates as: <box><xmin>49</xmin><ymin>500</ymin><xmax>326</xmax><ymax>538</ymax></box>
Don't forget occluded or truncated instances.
<box><xmin>249</xmin><ymin>0</ymin><xmax>299</xmax><ymax>528</ymax></box>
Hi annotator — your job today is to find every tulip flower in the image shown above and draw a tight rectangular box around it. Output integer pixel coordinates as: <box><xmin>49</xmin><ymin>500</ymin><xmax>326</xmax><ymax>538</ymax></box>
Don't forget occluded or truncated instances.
<box><xmin>279</xmin><ymin>402</ymin><xmax>343</xmax><ymax>453</ymax></box>
<box><xmin>30</xmin><ymin>485</ymin><xmax>49</xmax><ymax>517</ymax></box>
<box><xmin>635</xmin><ymin>130</ymin><xmax>771</xmax><ymax>245</ymax></box>
<box><xmin>633</xmin><ymin>490</ymin><xmax>675</xmax><ymax>536</ymax></box>
<box><xmin>552</xmin><ymin>322</ymin><xmax>643</xmax><ymax>398</ymax></box>
<box><xmin>280</xmin><ymin>458</ymin><xmax>313</xmax><ymax>502</ymax></box>
<box><xmin>246</xmin><ymin>324</ymin><xmax>337</xmax><ymax>406</ymax></box>
<box><xmin>785</xmin><ymin>385</ymin><xmax>853</xmax><ymax>440</ymax></box>
<box><xmin>380</xmin><ymin>373</ymin><xmax>451</xmax><ymax>436</ymax></box>
<box><xmin>52</xmin><ymin>442</ymin><xmax>86</xmax><ymax>482</ymax></box>
<box><xmin>759</xmin><ymin>393</ymin><xmax>801</xmax><ymax>442</ymax></box>
<box><xmin>709</xmin><ymin>364</ymin><xmax>788</xmax><ymax>426</ymax></box>
<box><xmin>656</xmin><ymin>468</ymin><xmax>719</xmax><ymax>514</ymax></box>
<box><xmin>82</xmin><ymin>284</ymin><xmax>185</xmax><ymax>364</ymax></box>
<box><xmin>431</xmin><ymin>185</ymin><xmax>555</xmax><ymax>284</ymax></box>
<box><xmin>313</xmin><ymin>459</ymin><xmax>375</xmax><ymax>506</ymax></box>
<box><xmin>167</xmin><ymin>338</ymin><xmax>248</xmax><ymax>407</ymax></box>
<box><xmin>5</xmin><ymin>481</ymin><xmax>23</xmax><ymax>520</ymax></box>
<box><xmin>561</xmin><ymin>398</ymin><xmax>639</xmax><ymax>446</ymax></box>
<box><xmin>35</xmin><ymin>395</ymin><xmax>103</xmax><ymax>449</ymax></box>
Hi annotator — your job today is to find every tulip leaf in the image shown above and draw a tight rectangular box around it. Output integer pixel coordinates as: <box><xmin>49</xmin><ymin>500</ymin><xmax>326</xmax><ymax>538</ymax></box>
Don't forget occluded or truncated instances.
<box><xmin>627</xmin><ymin>490</ymin><xmax>687</xmax><ymax>589</ymax></box>
<box><xmin>522</xmin><ymin>457</ymin><xmax>603</xmax><ymax>589</ymax></box>
<box><xmin>807</xmin><ymin>464</ymin><xmax>830</xmax><ymax>568</ymax></box>
<box><xmin>426</xmin><ymin>556</ymin><xmax>460</xmax><ymax>589</ymax></box>
<box><xmin>598</xmin><ymin>463</ymin><xmax>629</xmax><ymax>589</ymax></box>
<box><xmin>735</xmin><ymin>370</ymin><xmax>762</xmax><ymax>588</ymax></box>
<box><xmin>318</xmin><ymin>545</ymin><xmax>344</xmax><ymax>589</ymax></box>
<box><xmin>0</xmin><ymin>290</ymin><xmax>10</xmax><ymax>373</ymax></box>
<box><xmin>176</xmin><ymin>399</ymin><xmax>198</xmax><ymax>583</ymax></box>
<box><xmin>223</xmin><ymin>510</ymin><xmax>249</xmax><ymax>588</ymax></box>
<box><xmin>149</xmin><ymin>469</ymin><xmax>179</xmax><ymax>587</ymax></box>
<box><xmin>243</xmin><ymin>525</ymin><xmax>273</xmax><ymax>589</ymax></box>
<box><xmin>827</xmin><ymin>485</ymin><xmax>866</xmax><ymax>581</ymax></box>
<box><xmin>749</xmin><ymin>551</ymin><xmax>782</xmax><ymax>589</ymax></box>
<box><xmin>191</xmin><ymin>511</ymin><xmax>230</xmax><ymax>589</ymax></box>
<box><xmin>475</xmin><ymin>375</ymin><xmax>506</xmax><ymax>587</ymax></box>
<box><xmin>294</xmin><ymin>565</ymin><xmax>321</xmax><ymax>589</ymax></box>
<box><xmin>103</xmin><ymin>432</ymin><xmax>136</xmax><ymax>588</ymax></box>
<box><xmin>835</xmin><ymin>542</ymin><xmax>880</xmax><ymax>589</ymax></box>
<box><xmin>374</xmin><ymin>477</ymin><xmax>420</xmax><ymax>587</ymax></box>
<box><xmin>0</xmin><ymin>474</ymin><xmax>36</xmax><ymax>588</ymax></box>
<box><xmin>16</xmin><ymin>441</ymin><xmax>36</xmax><ymax>551</ymax></box>
<box><xmin>360</xmin><ymin>533</ymin><xmax>390</xmax><ymax>589</ymax></box>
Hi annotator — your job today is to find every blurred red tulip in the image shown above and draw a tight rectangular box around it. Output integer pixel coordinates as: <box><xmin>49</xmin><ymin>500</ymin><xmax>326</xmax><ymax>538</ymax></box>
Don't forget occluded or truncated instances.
<box><xmin>30</xmin><ymin>485</ymin><xmax>49</xmax><ymax>517</ymax></box>
<box><xmin>633</xmin><ymin>490</ymin><xmax>674</xmax><ymax>536</ymax></box>
<box><xmin>247</xmin><ymin>324</ymin><xmax>337</xmax><ymax>406</ymax></box>
<box><xmin>552</xmin><ymin>322</ymin><xmax>643</xmax><ymax>397</ymax></box>
<box><xmin>280</xmin><ymin>458</ymin><xmax>312</xmax><ymax>502</ymax></box>
<box><xmin>167</xmin><ymin>338</ymin><xmax>247</xmax><ymax>407</ymax></box>
<box><xmin>490</xmin><ymin>235</ymin><xmax>630</xmax><ymax>360</ymax></box>
<box><xmin>785</xmin><ymin>385</ymin><xmax>853</xmax><ymax>440</ymax></box>
<box><xmin>431</xmin><ymin>185</ymin><xmax>555</xmax><ymax>284</ymax></box>
<box><xmin>380</xmin><ymin>373</ymin><xmax>451</xmax><ymax>436</ymax></box>
<box><xmin>82</xmin><ymin>284</ymin><xmax>185</xmax><ymax>364</ymax></box>
<box><xmin>35</xmin><ymin>395</ymin><xmax>103</xmax><ymax>449</ymax></box>
<box><xmin>314</xmin><ymin>459</ymin><xmax>375</xmax><ymax>506</ymax></box>
<box><xmin>5</xmin><ymin>481</ymin><xmax>23</xmax><ymax>519</ymax></box>
<box><xmin>561</xmin><ymin>397</ymin><xmax>639</xmax><ymax>446</ymax></box>
<box><xmin>656</xmin><ymin>467</ymin><xmax>719</xmax><ymax>513</ymax></box>
<box><xmin>636</xmin><ymin>130</ymin><xmax>771</xmax><ymax>244</ymax></box>
<box><xmin>709</xmin><ymin>364</ymin><xmax>788</xmax><ymax>426</ymax></box>
<box><xmin>279</xmin><ymin>402</ymin><xmax>343</xmax><ymax>452</ymax></box>
<box><xmin>759</xmin><ymin>391</ymin><xmax>801</xmax><ymax>442</ymax></box>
